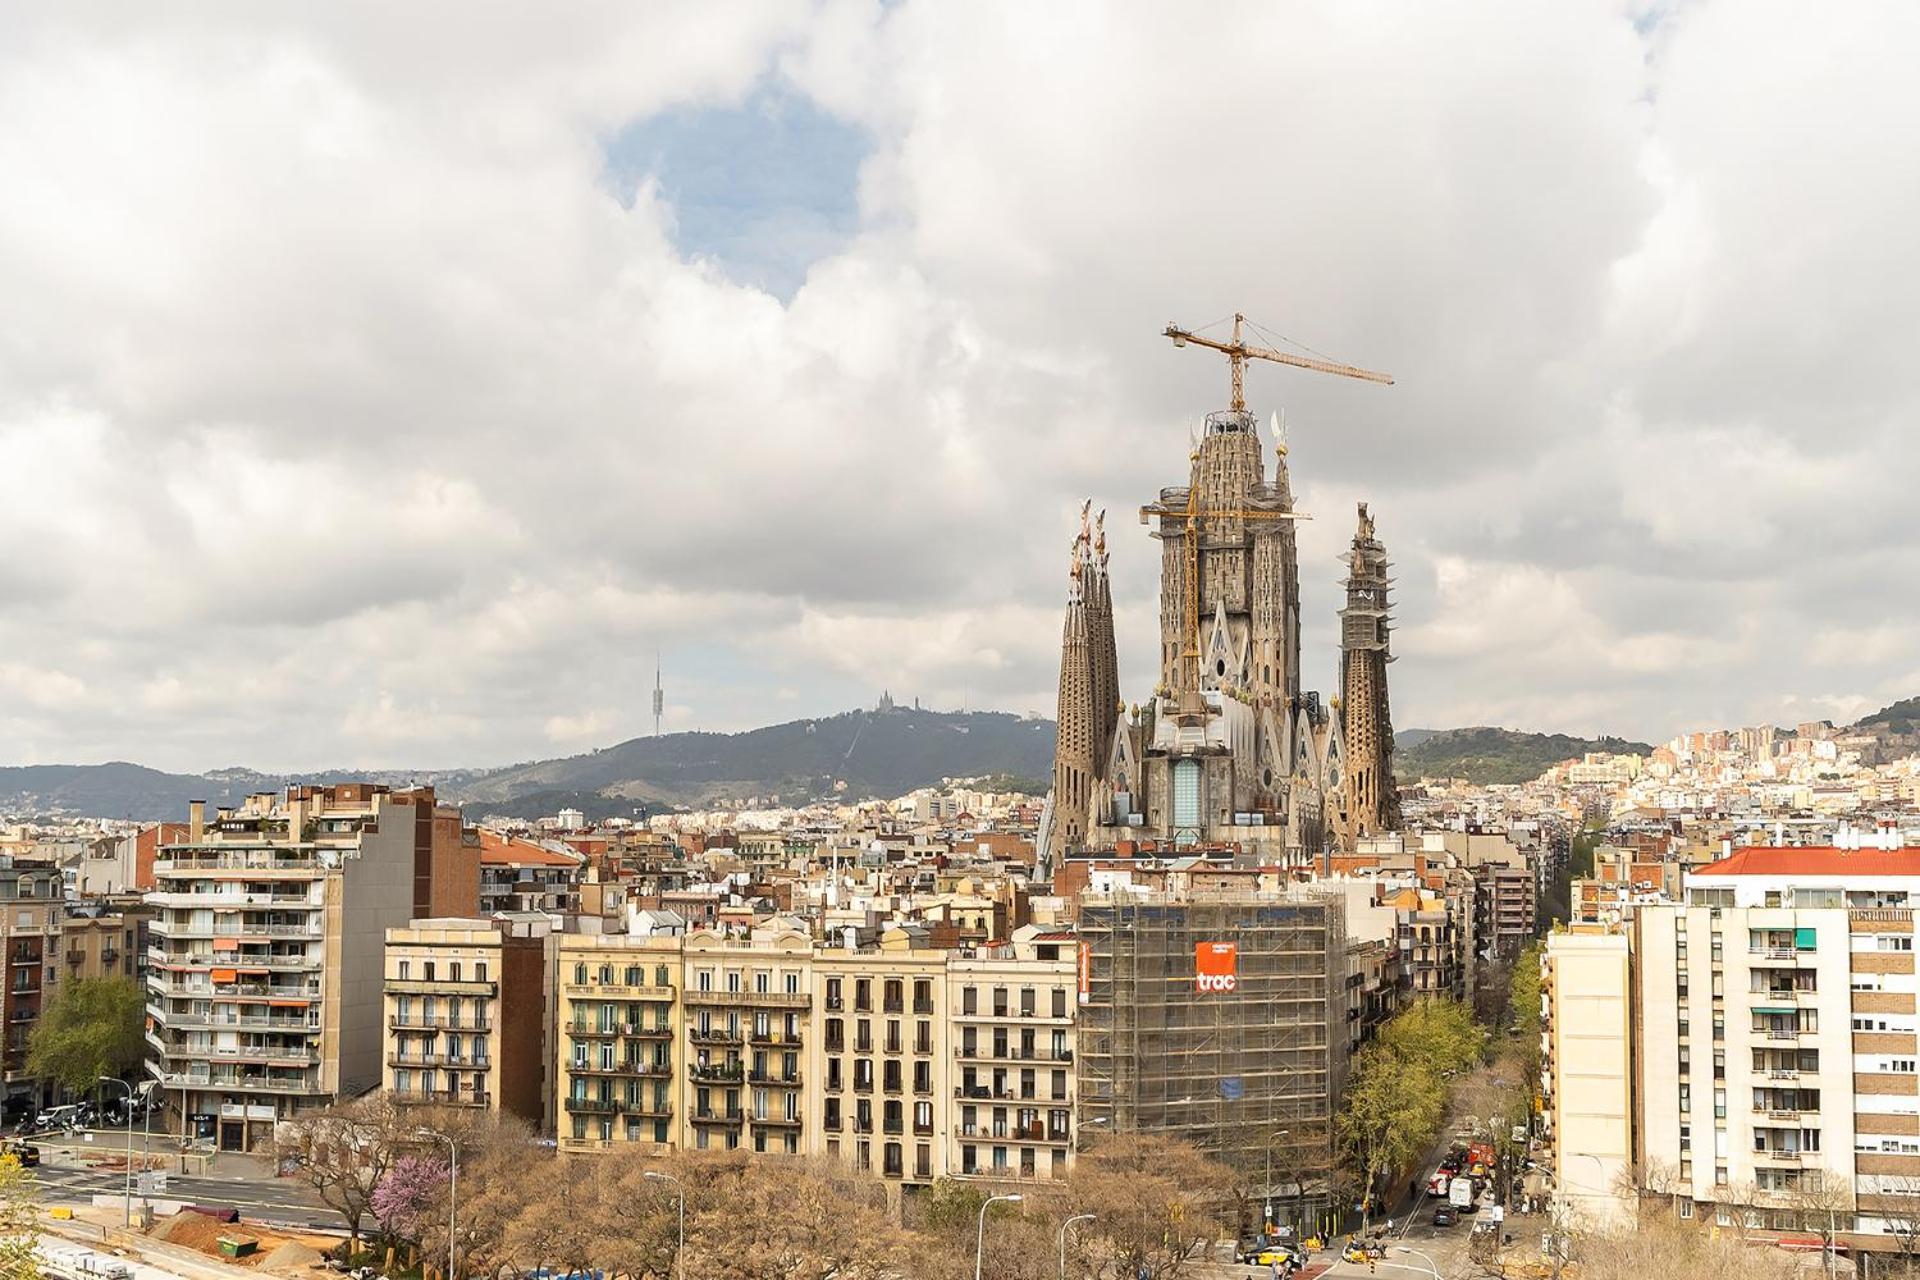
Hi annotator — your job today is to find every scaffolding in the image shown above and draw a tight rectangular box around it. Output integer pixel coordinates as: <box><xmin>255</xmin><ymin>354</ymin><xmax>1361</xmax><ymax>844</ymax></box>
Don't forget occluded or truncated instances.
<box><xmin>1077</xmin><ymin>889</ymin><xmax>1348</xmax><ymax>1233</ymax></box>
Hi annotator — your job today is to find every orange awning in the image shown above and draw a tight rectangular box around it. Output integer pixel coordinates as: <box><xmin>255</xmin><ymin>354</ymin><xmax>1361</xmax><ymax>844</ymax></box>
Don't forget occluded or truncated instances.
<box><xmin>211</xmin><ymin>968</ymin><xmax>239</xmax><ymax>984</ymax></box>
<box><xmin>212</xmin><ymin>938</ymin><xmax>239</xmax><ymax>952</ymax></box>
<box><xmin>268</xmin><ymin>999</ymin><xmax>309</xmax><ymax>1007</ymax></box>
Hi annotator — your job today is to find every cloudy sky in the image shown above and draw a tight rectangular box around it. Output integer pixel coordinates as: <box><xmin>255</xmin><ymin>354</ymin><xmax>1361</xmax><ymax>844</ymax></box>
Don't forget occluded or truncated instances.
<box><xmin>2</xmin><ymin>1</ymin><xmax>1916</xmax><ymax>773</ymax></box>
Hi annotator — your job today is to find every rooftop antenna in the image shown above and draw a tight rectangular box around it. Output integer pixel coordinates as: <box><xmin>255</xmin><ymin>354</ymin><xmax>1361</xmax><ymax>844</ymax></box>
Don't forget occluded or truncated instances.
<box><xmin>652</xmin><ymin>652</ymin><xmax>664</xmax><ymax>738</ymax></box>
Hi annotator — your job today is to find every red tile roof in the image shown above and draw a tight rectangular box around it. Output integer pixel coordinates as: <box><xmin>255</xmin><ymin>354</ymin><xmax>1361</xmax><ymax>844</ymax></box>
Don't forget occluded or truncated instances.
<box><xmin>475</xmin><ymin>828</ymin><xmax>582</xmax><ymax>868</ymax></box>
<box><xmin>1693</xmin><ymin>846</ymin><xmax>1920</xmax><ymax>877</ymax></box>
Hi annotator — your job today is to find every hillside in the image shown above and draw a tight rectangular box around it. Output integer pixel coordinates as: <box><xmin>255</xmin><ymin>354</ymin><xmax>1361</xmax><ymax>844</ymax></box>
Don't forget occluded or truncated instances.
<box><xmin>456</xmin><ymin>708</ymin><xmax>1056</xmax><ymax>808</ymax></box>
<box><xmin>0</xmin><ymin>708</ymin><xmax>1057</xmax><ymax>820</ymax></box>
<box><xmin>1394</xmin><ymin>726</ymin><xmax>1652</xmax><ymax>785</ymax></box>
<box><xmin>1858</xmin><ymin>697</ymin><xmax>1920</xmax><ymax>736</ymax></box>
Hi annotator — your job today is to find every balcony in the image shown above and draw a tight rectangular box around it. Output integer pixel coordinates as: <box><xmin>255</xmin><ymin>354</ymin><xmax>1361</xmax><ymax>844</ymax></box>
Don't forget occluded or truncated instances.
<box><xmin>148</xmin><ymin>892</ymin><xmax>318</xmax><ymax>910</ymax></box>
<box><xmin>148</xmin><ymin>1006</ymin><xmax>319</xmax><ymax>1034</ymax></box>
<box><xmin>688</xmin><ymin>1027</ymin><xmax>744</xmax><ymax>1047</ymax></box>
<box><xmin>151</xmin><ymin>920</ymin><xmax>320</xmax><ymax>938</ymax></box>
<box><xmin>395</xmin><ymin>1088</ymin><xmax>491</xmax><ymax>1108</ymax></box>
<box><xmin>151</xmin><ymin>951</ymin><xmax>319</xmax><ymax>973</ymax></box>
<box><xmin>154</xmin><ymin>852</ymin><xmax>322</xmax><ymax>877</ymax></box>
<box><xmin>158</xmin><ymin>1044</ymin><xmax>320</xmax><ymax>1066</ymax></box>
<box><xmin>689</xmin><ymin>1062</ymin><xmax>745</xmax><ymax>1083</ymax></box>
<box><xmin>753</xmin><ymin>1114</ymin><xmax>804</xmax><ymax>1129</ymax></box>
<box><xmin>1755</xmin><ymin>1148</ymin><xmax>1806</xmax><ymax>1164</ymax></box>
<box><xmin>390</xmin><ymin>1052</ymin><xmax>493</xmax><ymax>1070</ymax></box>
<box><xmin>565</xmin><ymin>1096</ymin><xmax>621</xmax><ymax>1114</ymax></box>
<box><xmin>560</xmin><ymin>981</ymin><xmax>675</xmax><ymax>1000</ymax></box>
<box><xmin>386</xmin><ymin>978</ymin><xmax>498</xmax><ymax>996</ymax></box>
<box><xmin>913</xmin><ymin>1000</ymin><xmax>935</xmax><ymax>1015</ymax></box>
<box><xmin>748</xmin><ymin>1072</ymin><xmax>804</xmax><ymax>1088</ymax></box>
<box><xmin>627</xmin><ymin>1101</ymin><xmax>674</xmax><ymax>1119</ymax></box>
<box><xmin>683</xmin><ymin>989</ymin><xmax>811</xmax><ymax>1010</ymax></box>
<box><xmin>149</xmin><ymin>1069</ymin><xmax>320</xmax><ymax>1095</ymax></box>
<box><xmin>571</xmin><ymin>1061</ymin><xmax>671</xmax><ymax>1078</ymax></box>
<box><xmin>690</xmin><ymin>1109</ymin><xmax>745</xmax><ymax>1125</ymax></box>
<box><xmin>958</xmin><ymin>1046</ymin><xmax>1073</xmax><ymax>1065</ymax></box>
<box><xmin>747</xmin><ymin>1030</ymin><xmax>803</xmax><ymax>1048</ymax></box>
<box><xmin>389</xmin><ymin>1015</ymin><xmax>493</xmax><ymax>1032</ymax></box>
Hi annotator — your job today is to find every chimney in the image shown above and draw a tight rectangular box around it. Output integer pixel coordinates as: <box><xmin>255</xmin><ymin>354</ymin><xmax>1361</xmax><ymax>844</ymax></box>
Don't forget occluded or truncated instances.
<box><xmin>189</xmin><ymin>800</ymin><xmax>206</xmax><ymax>843</ymax></box>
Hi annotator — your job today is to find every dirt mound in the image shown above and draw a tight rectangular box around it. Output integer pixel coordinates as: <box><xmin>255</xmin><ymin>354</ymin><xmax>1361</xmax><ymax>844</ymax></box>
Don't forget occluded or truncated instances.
<box><xmin>260</xmin><ymin>1242</ymin><xmax>324</xmax><ymax>1273</ymax></box>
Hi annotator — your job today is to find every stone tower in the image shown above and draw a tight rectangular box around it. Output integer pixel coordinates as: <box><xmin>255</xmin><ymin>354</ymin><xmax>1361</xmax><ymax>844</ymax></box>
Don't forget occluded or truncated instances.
<box><xmin>1047</xmin><ymin>512</ymin><xmax>1098</xmax><ymax>862</ymax></box>
<box><xmin>1337</xmin><ymin>502</ymin><xmax>1401</xmax><ymax>840</ymax></box>
<box><xmin>1143</xmin><ymin>411</ymin><xmax>1300</xmax><ymax>716</ymax></box>
<box><xmin>1085</xmin><ymin>509</ymin><xmax>1121</xmax><ymax>776</ymax></box>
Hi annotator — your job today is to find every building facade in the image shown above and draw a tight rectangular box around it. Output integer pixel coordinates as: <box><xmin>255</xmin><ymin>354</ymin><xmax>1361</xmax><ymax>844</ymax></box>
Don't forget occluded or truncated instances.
<box><xmin>1</xmin><ymin>863</ymin><xmax>64</xmax><ymax>1107</ymax></box>
<box><xmin>1075</xmin><ymin>891</ymin><xmax>1347</xmax><ymax>1233</ymax></box>
<box><xmin>383</xmin><ymin>915</ymin><xmax>554</xmax><ymax>1127</ymax></box>
<box><xmin>550</xmin><ymin>926</ymin><xmax>1076</xmax><ymax>1197</ymax></box>
<box><xmin>144</xmin><ymin>786</ymin><xmax>474</xmax><ymax>1150</ymax></box>
<box><xmin>1541</xmin><ymin>928</ymin><xmax>1634</xmax><ymax>1227</ymax></box>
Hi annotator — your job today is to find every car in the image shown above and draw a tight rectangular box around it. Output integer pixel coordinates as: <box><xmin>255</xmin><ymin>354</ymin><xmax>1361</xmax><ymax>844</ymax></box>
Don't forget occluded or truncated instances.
<box><xmin>1432</xmin><ymin>1206</ymin><xmax>1458</xmax><ymax>1227</ymax></box>
<box><xmin>1249</xmin><ymin>1244</ymin><xmax>1306</xmax><ymax>1267</ymax></box>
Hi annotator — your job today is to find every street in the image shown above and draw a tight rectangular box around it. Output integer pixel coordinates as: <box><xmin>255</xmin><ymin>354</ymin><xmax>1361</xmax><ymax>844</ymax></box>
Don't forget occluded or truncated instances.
<box><xmin>29</xmin><ymin>1163</ymin><xmax>341</xmax><ymax>1231</ymax></box>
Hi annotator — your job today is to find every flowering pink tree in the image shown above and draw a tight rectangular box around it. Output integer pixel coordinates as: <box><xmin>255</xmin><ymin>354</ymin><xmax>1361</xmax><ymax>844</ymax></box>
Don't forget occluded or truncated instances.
<box><xmin>372</xmin><ymin>1154</ymin><xmax>448</xmax><ymax>1244</ymax></box>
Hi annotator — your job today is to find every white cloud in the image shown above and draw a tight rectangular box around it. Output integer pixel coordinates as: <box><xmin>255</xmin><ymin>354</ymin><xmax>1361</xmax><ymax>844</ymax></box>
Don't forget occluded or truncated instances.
<box><xmin>2</xmin><ymin>0</ymin><xmax>1917</xmax><ymax>771</ymax></box>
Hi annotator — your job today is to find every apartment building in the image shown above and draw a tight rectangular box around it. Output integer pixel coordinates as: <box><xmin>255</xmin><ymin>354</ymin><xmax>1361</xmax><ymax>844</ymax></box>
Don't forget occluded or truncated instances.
<box><xmin>947</xmin><ymin>946</ymin><xmax>1077</xmax><ymax>1182</ymax></box>
<box><xmin>1631</xmin><ymin>845</ymin><xmax>1920</xmax><ymax>1261</ymax></box>
<box><xmin>1478</xmin><ymin>864</ymin><xmax>1537</xmax><ymax>958</ymax></box>
<box><xmin>816</xmin><ymin>944</ymin><xmax>946</xmax><ymax>1185</ymax></box>
<box><xmin>1540</xmin><ymin>928</ymin><xmax>1633</xmax><ymax>1227</ymax></box>
<box><xmin>549</xmin><ymin>924</ymin><xmax>1078</xmax><ymax>1196</ymax></box>
<box><xmin>478</xmin><ymin>831</ymin><xmax>583</xmax><ymax>916</ymax></box>
<box><xmin>1</xmin><ymin>863</ymin><xmax>64</xmax><ymax>1108</ymax></box>
<box><xmin>556</xmin><ymin>934</ymin><xmax>682</xmax><ymax>1152</ymax></box>
<box><xmin>145</xmin><ymin>786</ymin><xmax>475</xmax><ymax>1150</ymax></box>
<box><xmin>62</xmin><ymin>905</ymin><xmax>150</xmax><ymax>983</ymax></box>
<box><xmin>383</xmin><ymin>915</ymin><xmax>555</xmax><ymax>1126</ymax></box>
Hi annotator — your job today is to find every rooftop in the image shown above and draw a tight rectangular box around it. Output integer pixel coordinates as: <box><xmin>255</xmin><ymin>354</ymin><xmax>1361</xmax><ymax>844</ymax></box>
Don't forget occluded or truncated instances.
<box><xmin>1692</xmin><ymin>845</ymin><xmax>1920</xmax><ymax>878</ymax></box>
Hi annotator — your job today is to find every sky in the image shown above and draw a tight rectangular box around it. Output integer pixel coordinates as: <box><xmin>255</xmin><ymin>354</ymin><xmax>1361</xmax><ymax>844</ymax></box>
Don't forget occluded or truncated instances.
<box><xmin>2</xmin><ymin>1</ymin><xmax>1918</xmax><ymax>773</ymax></box>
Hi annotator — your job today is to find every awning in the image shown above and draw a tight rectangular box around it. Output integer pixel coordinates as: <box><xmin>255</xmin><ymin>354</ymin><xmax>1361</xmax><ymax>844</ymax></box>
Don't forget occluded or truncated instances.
<box><xmin>211</xmin><ymin>968</ymin><xmax>239</xmax><ymax>984</ymax></box>
<box><xmin>212</xmin><ymin>938</ymin><xmax>239</xmax><ymax>952</ymax></box>
<box><xmin>1754</xmin><ymin>1006</ymin><xmax>1796</xmax><ymax>1015</ymax></box>
<box><xmin>267</xmin><ymin>999</ymin><xmax>309</xmax><ymax>1008</ymax></box>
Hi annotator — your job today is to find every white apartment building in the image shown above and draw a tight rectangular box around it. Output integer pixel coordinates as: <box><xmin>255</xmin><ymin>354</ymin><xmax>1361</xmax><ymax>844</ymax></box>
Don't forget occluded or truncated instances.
<box><xmin>1541</xmin><ymin>928</ymin><xmax>1633</xmax><ymax>1227</ymax></box>
<box><xmin>145</xmin><ymin>786</ymin><xmax>470</xmax><ymax>1151</ymax></box>
<box><xmin>1632</xmin><ymin>845</ymin><xmax>1920</xmax><ymax>1259</ymax></box>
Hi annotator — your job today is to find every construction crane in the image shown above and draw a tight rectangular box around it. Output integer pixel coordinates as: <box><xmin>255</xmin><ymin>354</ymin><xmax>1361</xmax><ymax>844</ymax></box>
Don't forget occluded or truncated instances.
<box><xmin>1148</xmin><ymin>315</ymin><xmax>1393</xmax><ymax>699</ymax></box>
<box><xmin>1164</xmin><ymin>312</ymin><xmax>1393</xmax><ymax>413</ymax></box>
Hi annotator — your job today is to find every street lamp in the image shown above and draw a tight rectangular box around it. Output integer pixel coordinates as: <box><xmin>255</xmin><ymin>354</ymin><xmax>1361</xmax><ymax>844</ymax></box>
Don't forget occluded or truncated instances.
<box><xmin>97</xmin><ymin>1077</ymin><xmax>133</xmax><ymax>1227</ymax></box>
<box><xmin>1263</xmin><ymin>1129</ymin><xmax>1290</xmax><ymax>1231</ymax></box>
<box><xmin>1394</xmin><ymin>1246</ymin><xmax>1443</xmax><ymax>1279</ymax></box>
<box><xmin>644</xmin><ymin>1170</ymin><xmax>686</xmax><ymax>1280</ymax></box>
<box><xmin>975</xmin><ymin>1193</ymin><xmax>1022</xmax><ymax>1280</ymax></box>
<box><xmin>1057</xmin><ymin>1212</ymin><xmax>1094</xmax><ymax>1280</ymax></box>
<box><xmin>415</xmin><ymin>1130</ymin><xmax>457</xmax><ymax>1280</ymax></box>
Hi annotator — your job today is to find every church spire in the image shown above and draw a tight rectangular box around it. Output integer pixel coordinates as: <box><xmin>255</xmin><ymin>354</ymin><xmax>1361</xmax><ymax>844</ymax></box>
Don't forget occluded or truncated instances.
<box><xmin>1047</xmin><ymin>508</ymin><xmax>1098</xmax><ymax>863</ymax></box>
<box><xmin>1337</xmin><ymin>501</ymin><xmax>1401</xmax><ymax>843</ymax></box>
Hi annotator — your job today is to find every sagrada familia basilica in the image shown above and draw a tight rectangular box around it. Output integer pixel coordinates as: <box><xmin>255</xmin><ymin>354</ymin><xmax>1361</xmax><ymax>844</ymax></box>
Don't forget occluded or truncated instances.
<box><xmin>1040</xmin><ymin>318</ymin><xmax>1402</xmax><ymax>867</ymax></box>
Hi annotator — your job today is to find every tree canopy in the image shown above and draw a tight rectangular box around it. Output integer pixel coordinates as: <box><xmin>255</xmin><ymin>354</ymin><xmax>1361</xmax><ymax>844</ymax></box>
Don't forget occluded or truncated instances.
<box><xmin>1336</xmin><ymin>998</ymin><xmax>1484</xmax><ymax>1222</ymax></box>
<box><xmin>25</xmin><ymin>976</ymin><xmax>145</xmax><ymax>1094</ymax></box>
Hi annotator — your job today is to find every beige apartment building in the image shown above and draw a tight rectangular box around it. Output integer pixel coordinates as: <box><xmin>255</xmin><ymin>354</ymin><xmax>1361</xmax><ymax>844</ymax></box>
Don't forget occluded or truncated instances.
<box><xmin>144</xmin><ymin>786</ymin><xmax>475</xmax><ymax>1150</ymax></box>
<box><xmin>2</xmin><ymin>863</ymin><xmax>64</xmax><ymax>1109</ymax></box>
<box><xmin>551</xmin><ymin>924</ymin><xmax>1076</xmax><ymax>1195</ymax></box>
<box><xmin>383</xmin><ymin>915</ymin><xmax>555</xmax><ymax>1127</ymax></box>
<box><xmin>1540</xmin><ymin>928</ymin><xmax>1633</xmax><ymax>1226</ymax></box>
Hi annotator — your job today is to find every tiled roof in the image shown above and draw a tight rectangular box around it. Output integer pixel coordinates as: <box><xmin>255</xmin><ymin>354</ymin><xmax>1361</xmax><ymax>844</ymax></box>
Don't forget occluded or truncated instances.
<box><xmin>476</xmin><ymin>828</ymin><xmax>582</xmax><ymax>867</ymax></box>
<box><xmin>1692</xmin><ymin>846</ymin><xmax>1920</xmax><ymax>877</ymax></box>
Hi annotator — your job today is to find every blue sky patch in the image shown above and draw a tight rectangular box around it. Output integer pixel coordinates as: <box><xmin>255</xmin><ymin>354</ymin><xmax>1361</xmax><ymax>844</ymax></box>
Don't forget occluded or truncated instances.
<box><xmin>604</xmin><ymin>84</ymin><xmax>869</xmax><ymax>302</ymax></box>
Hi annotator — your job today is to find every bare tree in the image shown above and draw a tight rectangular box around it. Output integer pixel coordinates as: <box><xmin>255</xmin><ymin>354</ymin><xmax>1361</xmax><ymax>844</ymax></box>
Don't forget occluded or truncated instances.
<box><xmin>275</xmin><ymin>1093</ymin><xmax>413</xmax><ymax>1248</ymax></box>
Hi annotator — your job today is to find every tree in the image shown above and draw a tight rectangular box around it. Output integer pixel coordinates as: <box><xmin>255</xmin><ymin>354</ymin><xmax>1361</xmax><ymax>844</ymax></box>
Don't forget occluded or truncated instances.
<box><xmin>25</xmin><ymin>976</ymin><xmax>145</xmax><ymax>1094</ymax></box>
<box><xmin>1338</xmin><ymin>999</ymin><xmax>1486</xmax><ymax>1225</ymax></box>
<box><xmin>0</xmin><ymin>1152</ymin><xmax>40</xmax><ymax>1280</ymax></box>
<box><xmin>372</xmin><ymin>1154</ymin><xmax>447</xmax><ymax>1247</ymax></box>
<box><xmin>1062</xmin><ymin>1134</ymin><xmax>1236</xmax><ymax>1280</ymax></box>
<box><xmin>1556</xmin><ymin>1213</ymin><xmax>1797</xmax><ymax>1280</ymax></box>
<box><xmin>275</xmin><ymin>1093</ymin><xmax>413</xmax><ymax>1248</ymax></box>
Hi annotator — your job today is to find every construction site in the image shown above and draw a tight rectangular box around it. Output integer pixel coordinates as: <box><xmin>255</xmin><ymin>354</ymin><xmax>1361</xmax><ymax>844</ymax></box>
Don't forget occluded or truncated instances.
<box><xmin>1074</xmin><ymin>889</ymin><xmax>1350</xmax><ymax>1235</ymax></box>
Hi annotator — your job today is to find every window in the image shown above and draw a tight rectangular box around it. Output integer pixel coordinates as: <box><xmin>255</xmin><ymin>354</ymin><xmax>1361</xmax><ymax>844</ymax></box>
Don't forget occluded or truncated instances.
<box><xmin>424</xmin><ymin>962</ymin><xmax>436</xmax><ymax>981</ymax></box>
<box><xmin>574</xmin><ymin>963</ymin><xmax>587</xmax><ymax>984</ymax></box>
<box><xmin>1679</xmin><ymin>1083</ymin><xmax>1691</xmax><ymax>1114</ymax></box>
<box><xmin>476</xmin><ymin>962</ymin><xmax>488</xmax><ymax>982</ymax></box>
<box><xmin>450</xmin><ymin>961</ymin><xmax>462</xmax><ymax>981</ymax></box>
<box><xmin>399</xmin><ymin>960</ymin><xmax>411</xmax><ymax>980</ymax></box>
<box><xmin>1713</xmin><ymin>1089</ymin><xmax>1727</xmax><ymax>1119</ymax></box>
<box><xmin>1883</xmin><ymin>936</ymin><xmax>1915</xmax><ymax>952</ymax></box>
